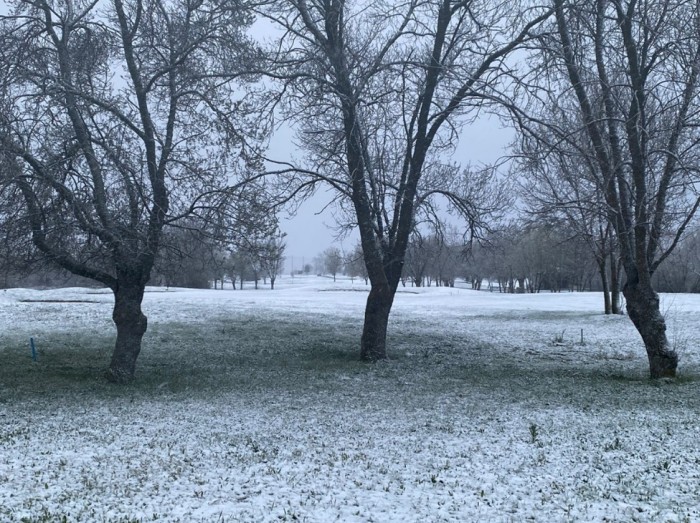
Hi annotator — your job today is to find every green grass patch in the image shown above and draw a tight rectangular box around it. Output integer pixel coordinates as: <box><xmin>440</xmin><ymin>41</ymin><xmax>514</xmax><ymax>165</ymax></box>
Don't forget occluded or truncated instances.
<box><xmin>0</xmin><ymin>313</ymin><xmax>372</xmax><ymax>401</ymax></box>
<box><xmin>2</xmin><ymin>309</ymin><xmax>699</xmax><ymax>412</ymax></box>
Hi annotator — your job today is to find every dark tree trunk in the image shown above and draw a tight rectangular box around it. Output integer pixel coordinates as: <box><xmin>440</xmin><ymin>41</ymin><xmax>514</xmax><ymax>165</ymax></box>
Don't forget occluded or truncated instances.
<box><xmin>611</xmin><ymin>255</ymin><xmax>622</xmax><ymax>314</ymax></box>
<box><xmin>623</xmin><ymin>280</ymin><xmax>678</xmax><ymax>378</ymax></box>
<box><xmin>107</xmin><ymin>279</ymin><xmax>148</xmax><ymax>383</ymax></box>
<box><xmin>598</xmin><ymin>257</ymin><xmax>611</xmax><ymax>314</ymax></box>
<box><xmin>360</xmin><ymin>283</ymin><xmax>395</xmax><ymax>361</ymax></box>
<box><xmin>270</xmin><ymin>277</ymin><xmax>275</xmax><ymax>290</ymax></box>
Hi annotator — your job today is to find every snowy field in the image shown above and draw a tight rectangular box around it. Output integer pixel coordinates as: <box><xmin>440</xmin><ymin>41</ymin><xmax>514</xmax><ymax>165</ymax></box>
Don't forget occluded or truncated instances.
<box><xmin>1</xmin><ymin>276</ymin><xmax>700</xmax><ymax>522</ymax></box>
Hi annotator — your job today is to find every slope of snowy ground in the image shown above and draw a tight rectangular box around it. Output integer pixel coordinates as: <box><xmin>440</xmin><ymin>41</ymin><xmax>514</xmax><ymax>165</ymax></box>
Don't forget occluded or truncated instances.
<box><xmin>1</xmin><ymin>276</ymin><xmax>699</xmax><ymax>522</ymax></box>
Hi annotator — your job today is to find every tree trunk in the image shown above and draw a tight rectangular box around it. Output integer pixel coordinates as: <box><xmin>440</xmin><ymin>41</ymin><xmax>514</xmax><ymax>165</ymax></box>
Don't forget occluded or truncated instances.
<box><xmin>360</xmin><ymin>283</ymin><xmax>395</xmax><ymax>361</ymax></box>
<box><xmin>611</xmin><ymin>255</ymin><xmax>622</xmax><ymax>314</ymax></box>
<box><xmin>270</xmin><ymin>277</ymin><xmax>275</xmax><ymax>290</ymax></box>
<box><xmin>623</xmin><ymin>280</ymin><xmax>678</xmax><ymax>379</ymax></box>
<box><xmin>107</xmin><ymin>280</ymin><xmax>148</xmax><ymax>383</ymax></box>
<box><xmin>598</xmin><ymin>258</ymin><xmax>611</xmax><ymax>314</ymax></box>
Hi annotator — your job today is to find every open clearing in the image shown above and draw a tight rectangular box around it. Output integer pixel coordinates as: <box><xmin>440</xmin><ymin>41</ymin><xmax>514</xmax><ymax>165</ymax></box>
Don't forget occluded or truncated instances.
<box><xmin>1</xmin><ymin>277</ymin><xmax>700</xmax><ymax>522</ymax></box>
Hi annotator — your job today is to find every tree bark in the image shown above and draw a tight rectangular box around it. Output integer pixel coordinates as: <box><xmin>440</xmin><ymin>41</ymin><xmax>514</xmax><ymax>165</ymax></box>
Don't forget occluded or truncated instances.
<box><xmin>610</xmin><ymin>254</ymin><xmax>622</xmax><ymax>314</ymax></box>
<box><xmin>598</xmin><ymin>257</ymin><xmax>611</xmax><ymax>314</ymax></box>
<box><xmin>623</xmin><ymin>280</ymin><xmax>678</xmax><ymax>378</ymax></box>
<box><xmin>107</xmin><ymin>280</ymin><xmax>148</xmax><ymax>383</ymax></box>
<box><xmin>360</xmin><ymin>283</ymin><xmax>395</xmax><ymax>361</ymax></box>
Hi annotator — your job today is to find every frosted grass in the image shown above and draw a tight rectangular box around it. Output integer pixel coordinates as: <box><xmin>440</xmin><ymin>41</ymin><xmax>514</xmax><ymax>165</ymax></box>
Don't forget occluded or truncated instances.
<box><xmin>1</xmin><ymin>277</ymin><xmax>699</xmax><ymax>522</ymax></box>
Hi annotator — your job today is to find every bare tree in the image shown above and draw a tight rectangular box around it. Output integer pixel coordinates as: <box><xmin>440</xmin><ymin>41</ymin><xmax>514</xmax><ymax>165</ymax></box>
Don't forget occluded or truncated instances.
<box><xmin>518</xmin><ymin>0</ymin><xmax>700</xmax><ymax>377</ymax></box>
<box><xmin>227</xmin><ymin>249</ymin><xmax>252</xmax><ymax>289</ymax></box>
<box><xmin>260</xmin><ymin>0</ymin><xmax>551</xmax><ymax>360</ymax></box>
<box><xmin>517</xmin><ymin>128</ymin><xmax>622</xmax><ymax>311</ymax></box>
<box><xmin>153</xmin><ymin>221</ymin><xmax>221</xmax><ymax>289</ymax></box>
<box><xmin>0</xmin><ymin>176</ymin><xmax>33</xmax><ymax>287</ymax></box>
<box><xmin>323</xmin><ymin>246</ymin><xmax>343</xmax><ymax>282</ymax></box>
<box><xmin>256</xmin><ymin>229</ymin><xmax>286</xmax><ymax>290</ymax></box>
<box><xmin>0</xmin><ymin>0</ymin><xmax>261</xmax><ymax>382</ymax></box>
<box><xmin>405</xmin><ymin>232</ymin><xmax>433</xmax><ymax>287</ymax></box>
<box><xmin>344</xmin><ymin>243</ymin><xmax>368</xmax><ymax>284</ymax></box>
<box><xmin>653</xmin><ymin>229</ymin><xmax>700</xmax><ymax>293</ymax></box>
<box><xmin>222</xmin><ymin>186</ymin><xmax>282</xmax><ymax>289</ymax></box>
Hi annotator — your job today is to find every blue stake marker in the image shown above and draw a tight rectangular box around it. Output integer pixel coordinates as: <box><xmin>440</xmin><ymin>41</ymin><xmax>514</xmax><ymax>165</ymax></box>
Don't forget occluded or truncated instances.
<box><xmin>30</xmin><ymin>337</ymin><xmax>37</xmax><ymax>362</ymax></box>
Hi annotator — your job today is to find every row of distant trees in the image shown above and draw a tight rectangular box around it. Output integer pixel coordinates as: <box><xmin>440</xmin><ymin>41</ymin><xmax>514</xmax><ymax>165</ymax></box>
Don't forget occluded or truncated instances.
<box><xmin>312</xmin><ymin>223</ymin><xmax>700</xmax><ymax>301</ymax></box>
<box><xmin>152</xmin><ymin>225</ymin><xmax>286</xmax><ymax>291</ymax></box>
<box><xmin>0</xmin><ymin>221</ymin><xmax>288</xmax><ymax>292</ymax></box>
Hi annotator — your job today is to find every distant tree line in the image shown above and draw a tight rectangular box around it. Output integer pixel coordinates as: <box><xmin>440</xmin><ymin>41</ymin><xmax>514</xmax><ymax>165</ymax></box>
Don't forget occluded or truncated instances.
<box><xmin>315</xmin><ymin>220</ymin><xmax>700</xmax><ymax>307</ymax></box>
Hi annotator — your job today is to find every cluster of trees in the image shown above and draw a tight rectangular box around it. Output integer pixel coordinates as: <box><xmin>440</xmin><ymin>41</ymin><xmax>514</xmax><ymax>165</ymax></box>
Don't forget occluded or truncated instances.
<box><xmin>403</xmin><ymin>232</ymin><xmax>462</xmax><ymax>288</ymax></box>
<box><xmin>2</xmin><ymin>0</ymin><xmax>699</xmax><ymax>381</ymax></box>
<box><xmin>219</xmin><ymin>229</ymin><xmax>287</xmax><ymax>290</ymax></box>
<box><xmin>152</xmin><ymin>224</ymin><xmax>286</xmax><ymax>291</ymax></box>
<box><xmin>653</xmin><ymin>230</ymin><xmax>700</xmax><ymax>294</ymax></box>
<box><xmin>314</xmin><ymin>234</ymin><xmax>463</xmax><ymax>288</ymax></box>
<box><xmin>315</xmin><ymin>220</ymin><xmax>618</xmax><ymax>300</ymax></box>
<box><xmin>468</xmin><ymin>226</ymin><xmax>596</xmax><ymax>292</ymax></box>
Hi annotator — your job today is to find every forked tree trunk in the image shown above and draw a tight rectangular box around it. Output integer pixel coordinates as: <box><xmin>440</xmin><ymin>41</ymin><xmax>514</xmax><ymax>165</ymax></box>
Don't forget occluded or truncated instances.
<box><xmin>107</xmin><ymin>280</ymin><xmax>148</xmax><ymax>383</ymax></box>
<box><xmin>360</xmin><ymin>283</ymin><xmax>395</xmax><ymax>361</ymax></box>
<box><xmin>623</xmin><ymin>281</ymin><xmax>678</xmax><ymax>378</ymax></box>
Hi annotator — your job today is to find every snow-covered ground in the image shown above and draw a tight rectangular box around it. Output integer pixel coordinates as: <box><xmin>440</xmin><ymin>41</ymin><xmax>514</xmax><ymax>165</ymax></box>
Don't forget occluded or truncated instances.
<box><xmin>1</xmin><ymin>276</ymin><xmax>699</xmax><ymax>522</ymax></box>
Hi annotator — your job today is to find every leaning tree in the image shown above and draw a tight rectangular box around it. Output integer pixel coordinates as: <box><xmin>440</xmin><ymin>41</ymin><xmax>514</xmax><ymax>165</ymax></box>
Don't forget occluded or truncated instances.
<box><xmin>0</xmin><ymin>0</ymin><xmax>263</xmax><ymax>382</ymax></box>
<box><xmin>260</xmin><ymin>0</ymin><xmax>551</xmax><ymax>360</ymax></box>
<box><xmin>517</xmin><ymin>0</ymin><xmax>700</xmax><ymax>377</ymax></box>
